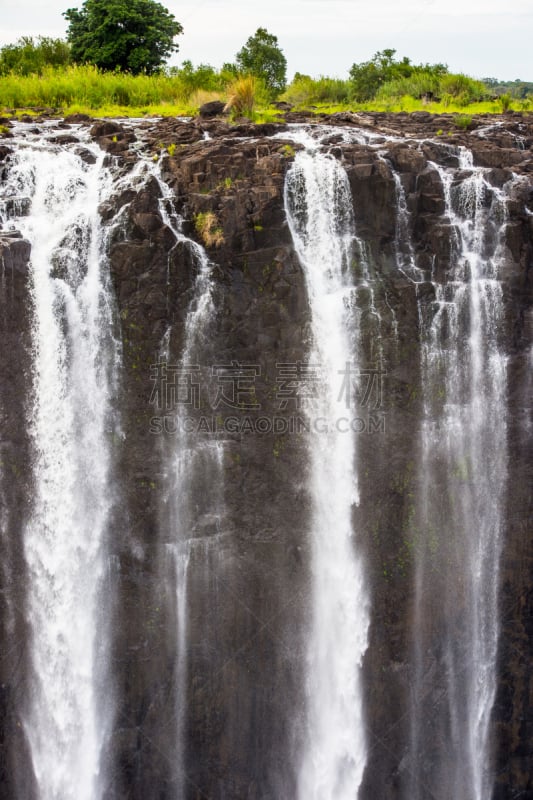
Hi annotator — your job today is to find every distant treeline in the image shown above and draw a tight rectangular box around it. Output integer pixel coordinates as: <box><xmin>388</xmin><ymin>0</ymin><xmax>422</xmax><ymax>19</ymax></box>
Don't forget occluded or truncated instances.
<box><xmin>482</xmin><ymin>78</ymin><xmax>533</xmax><ymax>99</ymax></box>
<box><xmin>0</xmin><ymin>36</ymin><xmax>531</xmax><ymax>115</ymax></box>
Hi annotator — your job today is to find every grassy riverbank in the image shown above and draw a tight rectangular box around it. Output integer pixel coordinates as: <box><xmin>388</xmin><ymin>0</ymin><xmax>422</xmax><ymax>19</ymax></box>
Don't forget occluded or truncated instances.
<box><xmin>0</xmin><ymin>64</ymin><xmax>530</xmax><ymax>120</ymax></box>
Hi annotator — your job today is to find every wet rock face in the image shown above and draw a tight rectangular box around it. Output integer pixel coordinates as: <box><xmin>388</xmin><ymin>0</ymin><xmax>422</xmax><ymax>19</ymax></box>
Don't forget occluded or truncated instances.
<box><xmin>0</xmin><ymin>113</ymin><xmax>530</xmax><ymax>799</ymax></box>
<box><xmin>98</xmin><ymin>115</ymin><xmax>531</xmax><ymax>799</ymax></box>
<box><xmin>0</xmin><ymin>235</ymin><xmax>36</xmax><ymax>800</ymax></box>
<box><xmin>102</xmin><ymin>128</ymin><xmax>312</xmax><ymax>800</ymax></box>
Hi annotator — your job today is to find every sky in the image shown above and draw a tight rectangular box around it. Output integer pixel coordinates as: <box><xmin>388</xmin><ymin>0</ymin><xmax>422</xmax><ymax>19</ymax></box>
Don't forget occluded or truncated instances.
<box><xmin>0</xmin><ymin>0</ymin><xmax>531</xmax><ymax>82</ymax></box>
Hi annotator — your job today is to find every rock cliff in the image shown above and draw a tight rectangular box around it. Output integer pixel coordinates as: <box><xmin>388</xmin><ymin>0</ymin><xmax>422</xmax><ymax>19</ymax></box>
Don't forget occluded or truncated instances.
<box><xmin>0</xmin><ymin>111</ymin><xmax>531</xmax><ymax>799</ymax></box>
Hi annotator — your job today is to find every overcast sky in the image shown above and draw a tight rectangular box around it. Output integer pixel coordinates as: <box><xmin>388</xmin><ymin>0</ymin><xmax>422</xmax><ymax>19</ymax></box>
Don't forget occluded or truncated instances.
<box><xmin>0</xmin><ymin>0</ymin><xmax>531</xmax><ymax>81</ymax></box>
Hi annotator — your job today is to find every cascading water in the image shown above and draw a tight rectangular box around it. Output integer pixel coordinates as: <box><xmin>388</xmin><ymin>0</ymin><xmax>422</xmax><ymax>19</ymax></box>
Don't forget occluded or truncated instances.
<box><xmin>284</xmin><ymin>139</ymin><xmax>369</xmax><ymax>800</ymax></box>
<box><xmin>0</xmin><ymin>116</ymin><xmax>528</xmax><ymax>800</ymax></box>
<box><xmin>3</xmin><ymin>132</ymin><xmax>119</xmax><ymax>799</ymax></box>
<box><xmin>150</xmin><ymin>160</ymin><xmax>224</xmax><ymax>797</ymax></box>
<box><xmin>410</xmin><ymin>149</ymin><xmax>509</xmax><ymax>799</ymax></box>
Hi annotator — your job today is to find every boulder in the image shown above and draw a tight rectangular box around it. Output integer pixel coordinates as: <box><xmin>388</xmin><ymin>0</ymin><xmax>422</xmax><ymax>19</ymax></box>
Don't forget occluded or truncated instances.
<box><xmin>199</xmin><ymin>101</ymin><xmax>226</xmax><ymax>118</ymax></box>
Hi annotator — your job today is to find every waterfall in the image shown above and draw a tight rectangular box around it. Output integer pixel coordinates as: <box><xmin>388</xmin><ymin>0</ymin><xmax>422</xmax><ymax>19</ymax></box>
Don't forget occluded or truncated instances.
<box><xmin>0</xmin><ymin>117</ymin><xmax>526</xmax><ymax>800</ymax></box>
<box><xmin>284</xmin><ymin>142</ymin><xmax>369</xmax><ymax>799</ymax></box>
<box><xmin>4</xmin><ymin>136</ymin><xmax>119</xmax><ymax>799</ymax></box>
<box><xmin>150</xmin><ymin>160</ymin><xmax>224</xmax><ymax>797</ymax></box>
<box><xmin>410</xmin><ymin>149</ymin><xmax>508</xmax><ymax>799</ymax></box>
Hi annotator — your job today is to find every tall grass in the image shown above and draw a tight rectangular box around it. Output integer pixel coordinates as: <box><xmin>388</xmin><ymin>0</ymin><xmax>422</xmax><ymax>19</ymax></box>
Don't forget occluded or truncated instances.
<box><xmin>281</xmin><ymin>70</ymin><xmax>519</xmax><ymax>115</ymax></box>
<box><xmin>305</xmin><ymin>97</ymin><xmax>529</xmax><ymax>115</ymax></box>
<box><xmin>282</xmin><ymin>74</ymin><xmax>350</xmax><ymax>106</ymax></box>
<box><xmin>0</xmin><ymin>64</ymin><xmax>226</xmax><ymax>110</ymax></box>
<box><xmin>375</xmin><ymin>71</ymin><xmax>487</xmax><ymax>106</ymax></box>
<box><xmin>0</xmin><ymin>63</ymin><xmax>529</xmax><ymax>119</ymax></box>
<box><xmin>224</xmin><ymin>75</ymin><xmax>260</xmax><ymax>118</ymax></box>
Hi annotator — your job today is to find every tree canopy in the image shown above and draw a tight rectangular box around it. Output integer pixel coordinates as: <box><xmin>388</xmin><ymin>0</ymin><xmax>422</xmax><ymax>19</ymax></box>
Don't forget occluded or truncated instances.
<box><xmin>235</xmin><ymin>28</ymin><xmax>287</xmax><ymax>95</ymax></box>
<box><xmin>63</xmin><ymin>0</ymin><xmax>183</xmax><ymax>74</ymax></box>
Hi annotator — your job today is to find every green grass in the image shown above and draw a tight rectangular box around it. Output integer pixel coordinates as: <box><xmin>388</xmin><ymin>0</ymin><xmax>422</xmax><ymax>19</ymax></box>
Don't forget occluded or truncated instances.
<box><xmin>0</xmin><ymin>64</ymin><xmax>287</xmax><ymax>120</ymax></box>
<box><xmin>300</xmin><ymin>96</ymin><xmax>530</xmax><ymax>116</ymax></box>
<box><xmin>0</xmin><ymin>64</ymin><xmax>530</xmax><ymax>120</ymax></box>
<box><xmin>54</xmin><ymin>102</ymin><xmax>194</xmax><ymax>117</ymax></box>
<box><xmin>0</xmin><ymin>64</ymin><xmax>218</xmax><ymax>112</ymax></box>
<box><xmin>455</xmin><ymin>114</ymin><xmax>473</xmax><ymax>130</ymax></box>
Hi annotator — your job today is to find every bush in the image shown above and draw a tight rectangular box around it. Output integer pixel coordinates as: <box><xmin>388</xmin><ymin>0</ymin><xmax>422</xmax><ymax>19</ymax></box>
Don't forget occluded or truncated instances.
<box><xmin>349</xmin><ymin>49</ymin><xmax>447</xmax><ymax>102</ymax></box>
<box><xmin>282</xmin><ymin>73</ymin><xmax>350</xmax><ymax>106</ymax></box>
<box><xmin>0</xmin><ymin>61</ymin><xmax>239</xmax><ymax>111</ymax></box>
<box><xmin>167</xmin><ymin>60</ymin><xmax>222</xmax><ymax>93</ymax></box>
<box><xmin>376</xmin><ymin>69</ymin><xmax>488</xmax><ymax>106</ymax></box>
<box><xmin>455</xmin><ymin>114</ymin><xmax>473</xmax><ymax>130</ymax></box>
<box><xmin>194</xmin><ymin>212</ymin><xmax>224</xmax><ymax>248</ymax></box>
<box><xmin>0</xmin><ymin>64</ymin><xmax>188</xmax><ymax>108</ymax></box>
<box><xmin>225</xmin><ymin>75</ymin><xmax>260</xmax><ymax>119</ymax></box>
<box><xmin>0</xmin><ymin>36</ymin><xmax>71</xmax><ymax>76</ymax></box>
<box><xmin>499</xmin><ymin>93</ymin><xmax>512</xmax><ymax>112</ymax></box>
<box><xmin>377</xmin><ymin>70</ymin><xmax>441</xmax><ymax>101</ymax></box>
<box><xmin>440</xmin><ymin>73</ymin><xmax>487</xmax><ymax>102</ymax></box>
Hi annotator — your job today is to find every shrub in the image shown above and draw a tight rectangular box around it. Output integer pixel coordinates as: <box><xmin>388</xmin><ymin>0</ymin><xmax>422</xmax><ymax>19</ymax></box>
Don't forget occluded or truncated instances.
<box><xmin>0</xmin><ymin>36</ymin><xmax>71</xmax><ymax>76</ymax></box>
<box><xmin>224</xmin><ymin>75</ymin><xmax>256</xmax><ymax>118</ymax></box>
<box><xmin>282</xmin><ymin>73</ymin><xmax>350</xmax><ymax>106</ymax></box>
<box><xmin>499</xmin><ymin>93</ymin><xmax>511</xmax><ymax>112</ymax></box>
<box><xmin>349</xmin><ymin>49</ymin><xmax>447</xmax><ymax>102</ymax></box>
<box><xmin>455</xmin><ymin>114</ymin><xmax>473</xmax><ymax>130</ymax></box>
<box><xmin>440</xmin><ymin>73</ymin><xmax>487</xmax><ymax>102</ymax></box>
<box><xmin>194</xmin><ymin>212</ymin><xmax>224</xmax><ymax>248</ymax></box>
<box><xmin>280</xmin><ymin>144</ymin><xmax>295</xmax><ymax>158</ymax></box>
<box><xmin>167</xmin><ymin>60</ymin><xmax>222</xmax><ymax>93</ymax></box>
<box><xmin>377</xmin><ymin>70</ymin><xmax>441</xmax><ymax>101</ymax></box>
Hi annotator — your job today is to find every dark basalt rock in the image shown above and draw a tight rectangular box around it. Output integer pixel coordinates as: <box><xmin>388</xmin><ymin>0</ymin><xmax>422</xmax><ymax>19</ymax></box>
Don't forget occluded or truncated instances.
<box><xmin>0</xmin><ymin>233</ymin><xmax>35</xmax><ymax>799</ymax></box>
<box><xmin>48</xmin><ymin>133</ymin><xmax>80</xmax><ymax>145</ymax></box>
<box><xmin>0</xmin><ymin>234</ymin><xmax>31</xmax><ymax>273</ymax></box>
<box><xmin>274</xmin><ymin>101</ymin><xmax>293</xmax><ymax>111</ymax></box>
<box><xmin>90</xmin><ymin>119</ymin><xmax>125</xmax><ymax>138</ymax></box>
<box><xmin>73</xmin><ymin>145</ymin><xmax>97</xmax><ymax>165</ymax></box>
<box><xmin>63</xmin><ymin>113</ymin><xmax>92</xmax><ymax>124</ymax></box>
<box><xmin>199</xmin><ymin>100</ymin><xmax>226</xmax><ymax>118</ymax></box>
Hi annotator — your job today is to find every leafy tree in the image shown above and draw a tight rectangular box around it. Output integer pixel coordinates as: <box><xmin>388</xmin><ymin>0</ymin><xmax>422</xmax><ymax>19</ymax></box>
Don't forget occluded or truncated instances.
<box><xmin>221</xmin><ymin>62</ymin><xmax>239</xmax><ymax>80</ymax></box>
<box><xmin>0</xmin><ymin>36</ymin><xmax>71</xmax><ymax>76</ymax></box>
<box><xmin>235</xmin><ymin>27</ymin><xmax>287</xmax><ymax>96</ymax></box>
<box><xmin>63</xmin><ymin>0</ymin><xmax>183</xmax><ymax>74</ymax></box>
<box><xmin>168</xmin><ymin>60</ymin><xmax>220</xmax><ymax>93</ymax></box>
<box><xmin>349</xmin><ymin>49</ymin><xmax>412</xmax><ymax>101</ymax></box>
<box><xmin>349</xmin><ymin>49</ymin><xmax>448</xmax><ymax>101</ymax></box>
